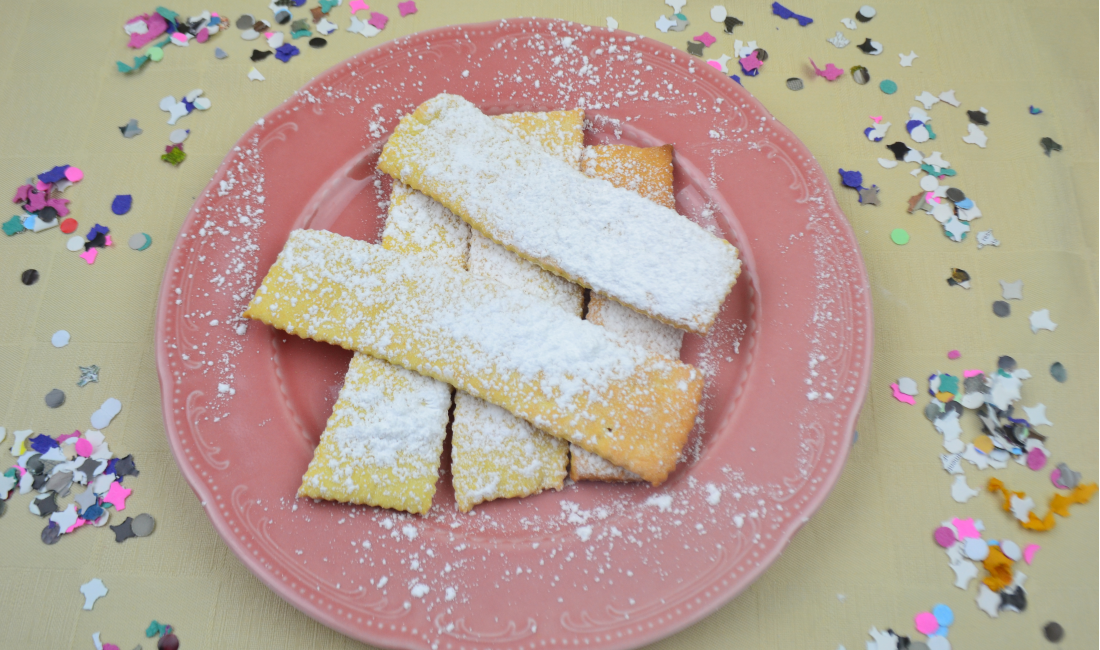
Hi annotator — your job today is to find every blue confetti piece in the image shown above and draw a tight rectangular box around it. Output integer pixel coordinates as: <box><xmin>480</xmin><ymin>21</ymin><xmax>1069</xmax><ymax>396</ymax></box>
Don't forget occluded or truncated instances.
<box><xmin>28</xmin><ymin>434</ymin><xmax>59</xmax><ymax>454</ymax></box>
<box><xmin>729</xmin><ymin>74</ymin><xmax>741</xmax><ymax>85</ymax></box>
<box><xmin>863</xmin><ymin>127</ymin><xmax>884</xmax><ymax>142</ymax></box>
<box><xmin>955</xmin><ymin>198</ymin><xmax>974</xmax><ymax>210</ymax></box>
<box><xmin>771</xmin><ymin>2</ymin><xmax>813</xmax><ymax>26</ymax></box>
<box><xmin>83</xmin><ymin>504</ymin><xmax>105</xmax><ymax>520</ymax></box>
<box><xmin>1029</xmin><ymin>105</ymin><xmax>1042</xmax><ymax>115</ymax></box>
<box><xmin>111</xmin><ymin>195</ymin><xmax>132</xmax><ymax>215</ymax></box>
<box><xmin>905</xmin><ymin>119</ymin><xmax>924</xmax><ymax>134</ymax></box>
<box><xmin>275</xmin><ymin>43</ymin><xmax>301</xmax><ymax>63</ymax></box>
<box><xmin>838</xmin><ymin>168</ymin><xmax>863</xmax><ymax>189</ymax></box>
<box><xmin>37</xmin><ymin>165</ymin><xmax>69</xmax><ymax>184</ymax></box>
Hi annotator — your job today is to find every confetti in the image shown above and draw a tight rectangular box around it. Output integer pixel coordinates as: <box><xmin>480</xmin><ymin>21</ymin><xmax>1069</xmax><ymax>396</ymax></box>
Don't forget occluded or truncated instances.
<box><xmin>368</xmin><ymin>11</ymin><xmax>389</xmax><ymax>30</ymax></box>
<box><xmin>992</xmin><ymin>301</ymin><xmax>1010</xmax><ymax>317</ymax></box>
<box><xmin>111</xmin><ymin>195</ymin><xmax>132</xmax><ymax>216</ymax></box>
<box><xmin>914</xmin><ymin>611</ymin><xmax>938</xmax><ymax>635</ymax></box>
<box><xmin>80</xmin><ymin>578</ymin><xmax>108</xmax><ymax>610</ymax></box>
<box><xmin>693</xmin><ymin>32</ymin><xmax>716</xmax><ymax>47</ymax></box>
<box><xmin>710</xmin><ymin>6</ymin><xmax>726</xmax><ymax>22</ymax></box>
<box><xmin>162</xmin><ymin>144</ymin><xmax>186</xmax><ymax>166</ymax></box>
<box><xmin>858</xmin><ymin>186</ymin><xmax>880</xmax><ymax>205</ymax></box>
<box><xmin>250</xmin><ymin>49</ymin><xmax>272</xmax><ymax>61</ymax></box>
<box><xmin>1028</xmin><ymin>309</ymin><xmax>1056</xmax><ymax>333</ymax></box>
<box><xmin>856</xmin><ymin>5</ymin><xmax>876</xmax><ymax>21</ymax></box>
<box><xmin>933</xmin><ymin>526</ymin><xmax>956</xmax><ymax>548</ymax></box>
<box><xmin>103</xmin><ymin>481</ymin><xmax>132</xmax><ymax>510</ymax></box>
<box><xmin>90</xmin><ymin>398</ymin><xmax>123</xmax><ymax>430</ymax></box>
<box><xmin>1039</xmin><ymin>137</ymin><xmax>1062</xmax><ymax>156</ymax></box>
<box><xmin>159</xmin><ymin>96</ymin><xmax>189</xmax><ymax>126</ymax></box>
<box><xmin>665</xmin><ymin>0</ymin><xmax>686</xmax><ymax>12</ymax></box>
<box><xmin>1048</xmin><ymin>362</ymin><xmax>1066</xmax><ymax>383</ymax></box>
<box><xmin>976</xmin><ymin>584</ymin><xmax>1001</xmax><ymax>617</ymax></box>
<box><xmin>976</xmin><ymin>230</ymin><xmax>999</xmax><ymax>248</ymax></box>
<box><xmin>890</xmin><ymin>383</ymin><xmax>915</xmax><ymax>405</ymax></box>
<box><xmin>132</xmin><ymin>513</ymin><xmax>156</xmax><ymax>537</ymax></box>
<box><xmin>938</xmin><ymin>90</ymin><xmax>960</xmax><ymax>106</ymax></box>
<box><xmin>877</xmin><ymin>158</ymin><xmax>897</xmax><ymax>169</ymax></box>
<box><xmin>655</xmin><ymin>15</ymin><xmax>677</xmax><ymax>32</ymax></box>
<box><xmin>951</xmin><ymin>475</ymin><xmax>979</xmax><ymax>503</ymax></box>
<box><xmin>723</xmin><ymin>16</ymin><xmax>743</xmax><ymax>33</ymax></box>
<box><xmin>879</xmin><ymin>79</ymin><xmax>897</xmax><ymax>94</ymax></box>
<box><xmin>52</xmin><ymin>330</ymin><xmax>71</xmax><ymax>348</ymax></box>
<box><xmin>45</xmin><ymin>389</ymin><xmax>66</xmax><ymax>408</ymax></box>
<box><xmin>890</xmin><ymin>228</ymin><xmax>909</xmax><ymax>245</ymax></box>
<box><xmin>397</xmin><ymin>1</ymin><xmax>417</xmax><ymax>16</ymax></box>
<box><xmin>898</xmin><ymin>50</ymin><xmax>918</xmax><ymax>66</ymax></box>
<box><xmin>857</xmin><ymin>38</ymin><xmax>883</xmax><ymax>55</ymax></box>
<box><xmin>1042</xmin><ymin>622</ymin><xmax>1064</xmax><ymax>643</ymax></box>
<box><xmin>686</xmin><ymin>41</ymin><xmax>705</xmax><ymax>57</ymax></box>
<box><xmin>738</xmin><ymin>51</ymin><xmax>763</xmax><ymax>74</ymax></box>
<box><xmin>997</xmin><ymin>280</ymin><xmax>1022</xmax><ymax>300</ymax></box>
<box><xmin>946</xmin><ymin>268</ymin><xmax>970</xmax><ymax>289</ymax></box>
<box><xmin>706</xmin><ymin>54</ymin><xmax>732</xmax><ymax>73</ymax></box>
<box><xmin>247</xmin><ymin>66</ymin><xmax>265</xmax><ymax>81</ymax></box>
<box><xmin>850</xmin><ymin>66</ymin><xmax>870</xmax><ymax>85</ymax></box>
<box><xmin>827</xmin><ymin>31</ymin><xmax>849</xmax><ymax>48</ymax></box>
<box><xmin>915</xmin><ymin>91</ymin><xmax>940</xmax><ymax>110</ymax></box>
<box><xmin>962</xmin><ymin>124</ymin><xmax>987</xmax><ymax>148</ymax></box>
<box><xmin>988</xmin><ymin>477</ymin><xmax>1098</xmax><ymax>532</ymax></box>
<box><xmin>947</xmin><ymin>350</ymin><xmax>960</xmax><ymax>360</ymax></box>
<box><xmin>275</xmin><ymin>43</ymin><xmax>301</xmax><ymax>62</ymax></box>
<box><xmin>110</xmin><ymin>517</ymin><xmax>136</xmax><ymax>542</ymax></box>
<box><xmin>214</xmin><ymin>47</ymin><xmax>228</xmax><ymax>59</ymax></box>
<box><xmin>119</xmin><ymin>119</ymin><xmax>143</xmax><ymax>138</ymax></box>
<box><xmin>771</xmin><ymin>2</ymin><xmax>813</xmax><ymax>26</ymax></box>
<box><xmin>606</xmin><ymin>17</ymin><xmax>618</xmax><ymax>29</ymax></box>
<box><xmin>841</xmin><ymin>17</ymin><xmax>857</xmax><ymax>29</ymax></box>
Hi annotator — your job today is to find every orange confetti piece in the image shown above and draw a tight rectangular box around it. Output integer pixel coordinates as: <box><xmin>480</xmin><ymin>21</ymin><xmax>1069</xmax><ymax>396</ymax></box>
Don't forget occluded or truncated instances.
<box><xmin>982</xmin><ymin>545</ymin><xmax>1014</xmax><ymax>591</ymax></box>
<box><xmin>987</xmin><ymin>477</ymin><xmax>1098</xmax><ymax>532</ymax></box>
<box><xmin>934</xmin><ymin>391</ymin><xmax>955</xmax><ymax>402</ymax></box>
<box><xmin>973</xmin><ymin>435</ymin><xmax>994</xmax><ymax>454</ymax></box>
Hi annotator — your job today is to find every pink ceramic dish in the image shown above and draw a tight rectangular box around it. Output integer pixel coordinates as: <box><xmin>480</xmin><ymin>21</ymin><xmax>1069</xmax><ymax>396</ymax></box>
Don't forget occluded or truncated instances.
<box><xmin>155</xmin><ymin>19</ymin><xmax>871</xmax><ymax>650</ymax></box>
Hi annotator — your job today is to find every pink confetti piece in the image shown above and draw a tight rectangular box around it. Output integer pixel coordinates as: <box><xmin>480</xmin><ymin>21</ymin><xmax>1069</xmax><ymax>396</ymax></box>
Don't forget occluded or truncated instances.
<box><xmin>870</xmin><ymin>115</ymin><xmax>883</xmax><ymax>124</ymax></box>
<box><xmin>57</xmin><ymin>430</ymin><xmax>82</xmax><ymax>443</ymax></box>
<box><xmin>127</xmin><ymin>13</ymin><xmax>168</xmax><ymax>49</ymax></box>
<box><xmin>398</xmin><ymin>0</ymin><xmax>417</xmax><ymax>16</ymax></box>
<box><xmin>35</xmin><ymin>180</ymin><xmax>52</xmax><ymax>192</ymax></box>
<box><xmin>79</xmin><ymin>248</ymin><xmax>98</xmax><ymax>265</ymax></box>
<box><xmin>914</xmin><ymin>612</ymin><xmax>938</xmax><ymax>635</ymax></box>
<box><xmin>707</xmin><ymin>60</ymin><xmax>723</xmax><ymax>71</ymax></box>
<box><xmin>693</xmin><ymin>32</ymin><xmax>716</xmax><ymax>47</ymax></box>
<box><xmin>64</xmin><ymin>166</ymin><xmax>83</xmax><ymax>182</ymax></box>
<box><xmin>75</xmin><ymin>438</ymin><xmax>94</xmax><ymax>457</ymax></box>
<box><xmin>12</xmin><ymin>184</ymin><xmax>34</xmax><ymax>203</ymax></box>
<box><xmin>1026</xmin><ymin>447</ymin><xmax>1048</xmax><ymax>471</ymax></box>
<box><xmin>963</xmin><ymin>369</ymin><xmax>984</xmax><ymax>378</ymax></box>
<box><xmin>947</xmin><ymin>350</ymin><xmax>960</xmax><ymax>360</ymax></box>
<box><xmin>368</xmin><ymin>11</ymin><xmax>388</xmax><ymax>30</ymax></box>
<box><xmin>170</xmin><ymin>32</ymin><xmax>189</xmax><ymax>46</ymax></box>
<box><xmin>890</xmin><ymin>383</ymin><xmax>915</xmax><ymax>405</ymax></box>
<box><xmin>104</xmin><ymin>645</ymin><xmax>121</xmax><ymax>650</ymax></box>
<box><xmin>349</xmin><ymin>0</ymin><xmax>369</xmax><ymax>13</ymax></box>
<box><xmin>105</xmin><ymin>234</ymin><xmax>113</xmax><ymax>247</ymax></box>
<box><xmin>12</xmin><ymin>465</ymin><xmax>26</xmax><ymax>477</ymax></box>
<box><xmin>103</xmin><ymin>481</ymin><xmax>132</xmax><ymax>510</ymax></box>
<box><xmin>1023</xmin><ymin>543</ymin><xmax>1040</xmax><ymax>564</ymax></box>
<box><xmin>809</xmin><ymin>58</ymin><xmax>844</xmax><ymax>81</ymax></box>
<box><xmin>933</xmin><ymin>526</ymin><xmax>956</xmax><ymax>548</ymax></box>
<box><xmin>951</xmin><ymin>517</ymin><xmax>980</xmax><ymax>539</ymax></box>
<box><xmin>196</xmin><ymin>27</ymin><xmax>209</xmax><ymax>43</ymax></box>
<box><xmin>740</xmin><ymin>51</ymin><xmax>763</xmax><ymax>72</ymax></box>
<box><xmin>66</xmin><ymin>517</ymin><xmax>88</xmax><ymax>534</ymax></box>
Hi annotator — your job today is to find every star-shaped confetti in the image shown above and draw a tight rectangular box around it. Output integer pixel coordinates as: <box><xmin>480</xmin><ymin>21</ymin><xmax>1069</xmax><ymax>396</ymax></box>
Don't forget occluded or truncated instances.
<box><xmin>30</xmin><ymin>493</ymin><xmax>60</xmax><ymax>517</ymax></box>
<box><xmin>1023</xmin><ymin>403</ymin><xmax>1052</xmax><ymax>427</ymax></box>
<box><xmin>349</xmin><ymin>0</ymin><xmax>368</xmax><ymax>12</ymax></box>
<box><xmin>398</xmin><ymin>1</ymin><xmax>417</xmax><ymax>16</ymax></box>
<box><xmin>74</xmin><ymin>488</ymin><xmax>99</xmax><ymax>513</ymax></box>
<box><xmin>274</xmin><ymin>43</ymin><xmax>300</xmax><ymax>63</ymax></box>
<box><xmin>951</xmin><ymin>475</ymin><xmax>979</xmax><ymax>503</ymax></box>
<box><xmin>858</xmin><ymin>185</ymin><xmax>881</xmax><ymax>205</ymax></box>
<box><xmin>938</xmin><ymin>89</ymin><xmax>960</xmax><ymax>106</ymax></box>
<box><xmin>78</xmin><ymin>365</ymin><xmax>100</xmax><ymax>387</ymax></box>
<box><xmin>999</xmin><ymin>280</ymin><xmax>1023</xmax><ymax>300</ymax></box>
<box><xmin>655</xmin><ymin>15</ymin><xmax>677</xmax><ymax>32</ymax></box>
<box><xmin>81</xmin><ymin>578</ymin><xmax>108</xmax><ymax>610</ymax></box>
<box><xmin>857</xmin><ymin>38</ymin><xmax>882</xmax><ymax>54</ymax></box>
<box><xmin>967</xmin><ymin>109</ymin><xmax>989</xmax><ymax>125</ymax></box>
<box><xmin>827</xmin><ymin>31</ymin><xmax>849</xmax><ymax>48</ymax></box>
<box><xmin>976</xmin><ymin>584</ymin><xmax>1001</xmax><ymax>617</ymax></box>
<box><xmin>706</xmin><ymin>54</ymin><xmax>732</xmax><ymax>73</ymax></box>
<box><xmin>962</xmin><ymin>123</ymin><xmax>988</xmax><ymax>148</ymax></box>
<box><xmin>110</xmin><ymin>516</ymin><xmax>137</xmax><ymax>543</ymax></box>
<box><xmin>693</xmin><ymin>32</ymin><xmax>716</xmax><ymax>47</ymax></box>
<box><xmin>686</xmin><ymin>41</ymin><xmax>705</xmax><ymax>57</ymax></box>
<box><xmin>1029</xmin><ymin>309</ymin><xmax>1057</xmax><ymax>333</ymax></box>
<box><xmin>951</xmin><ymin>517</ymin><xmax>979</xmax><ymax>539</ymax></box>
<box><xmin>669</xmin><ymin>14</ymin><xmax>690</xmax><ymax>32</ymax></box>
<box><xmin>915</xmin><ymin>91</ymin><xmax>940</xmax><ymax>110</ymax></box>
<box><xmin>103</xmin><ymin>481</ymin><xmax>132</xmax><ymax>510</ymax></box>
<box><xmin>898</xmin><ymin>50</ymin><xmax>918</xmax><ymax>66</ymax></box>
<box><xmin>739</xmin><ymin>50</ymin><xmax>763</xmax><ymax>72</ymax></box>
<box><xmin>810</xmin><ymin>58</ymin><xmax>844</xmax><ymax>81</ymax></box>
<box><xmin>119</xmin><ymin>119</ymin><xmax>143</xmax><ymax>138</ymax></box>
<box><xmin>950</xmin><ymin>559</ymin><xmax>977</xmax><ymax>589</ymax></box>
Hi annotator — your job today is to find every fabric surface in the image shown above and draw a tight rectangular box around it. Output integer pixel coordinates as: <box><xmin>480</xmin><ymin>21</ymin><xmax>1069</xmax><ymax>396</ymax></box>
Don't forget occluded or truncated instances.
<box><xmin>0</xmin><ymin>1</ymin><xmax>1096</xmax><ymax>649</ymax></box>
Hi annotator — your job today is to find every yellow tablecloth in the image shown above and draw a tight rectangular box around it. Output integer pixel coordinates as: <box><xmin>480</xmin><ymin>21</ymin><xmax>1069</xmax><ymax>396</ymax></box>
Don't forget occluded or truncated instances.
<box><xmin>1</xmin><ymin>1</ymin><xmax>1096</xmax><ymax>648</ymax></box>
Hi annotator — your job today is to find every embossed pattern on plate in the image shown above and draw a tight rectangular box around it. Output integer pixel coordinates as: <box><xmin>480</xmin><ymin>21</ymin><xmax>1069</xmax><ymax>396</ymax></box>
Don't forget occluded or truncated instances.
<box><xmin>155</xmin><ymin>19</ymin><xmax>872</xmax><ymax>650</ymax></box>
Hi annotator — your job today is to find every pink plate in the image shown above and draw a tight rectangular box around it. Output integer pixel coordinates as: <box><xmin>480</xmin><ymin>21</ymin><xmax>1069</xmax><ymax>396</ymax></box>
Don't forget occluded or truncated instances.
<box><xmin>156</xmin><ymin>19</ymin><xmax>871</xmax><ymax>650</ymax></box>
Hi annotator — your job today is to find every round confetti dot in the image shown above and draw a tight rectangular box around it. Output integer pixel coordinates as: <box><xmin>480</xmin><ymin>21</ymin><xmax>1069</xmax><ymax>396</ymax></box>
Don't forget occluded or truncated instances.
<box><xmin>1000</xmin><ymin>539</ymin><xmax>1021</xmax><ymax>561</ymax></box>
<box><xmin>309</xmin><ymin>37</ymin><xmax>328</xmax><ymax>48</ymax></box>
<box><xmin>149</xmin><ymin>46</ymin><xmax>164</xmax><ymax>62</ymax></box>
<box><xmin>111</xmin><ymin>194</ymin><xmax>132</xmax><ymax>215</ymax></box>
<box><xmin>64</xmin><ymin>166</ymin><xmax>83</xmax><ymax>182</ymax></box>
<box><xmin>1043</xmin><ymin>622</ymin><xmax>1064</xmax><ymax>643</ymax></box>
<box><xmin>945</xmin><ymin>187</ymin><xmax>965</xmax><ymax>202</ymax></box>
<box><xmin>1050</xmin><ymin>361</ymin><xmax>1067</xmax><ymax>383</ymax></box>
<box><xmin>856</xmin><ymin>5</ymin><xmax>876</xmax><ymax>21</ymax></box>
<box><xmin>933</xmin><ymin>526</ymin><xmax>956</xmax><ymax>548</ymax></box>
<box><xmin>75</xmin><ymin>438</ymin><xmax>93</xmax><ymax>457</ymax></box>
<box><xmin>963</xmin><ymin>537</ymin><xmax>989</xmax><ymax>561</ymax></box>
<box><xmin>914</xmin><ymin>612</ymin><xmax>938</xmax><ymax>635</ymax></box>
<box><xmin>998</xmin><ymin>355</ymin><xmax>1017</xmax><ymax>371</ymax></box>
<box><xmin>785</xmin><ymin>77</ymin><xmax>804</xmax><ymax>91</ymax></box>
<box><xmin>879</xmin><ymin>79</ymin><xmax>897</xmax><ymax>94</ymax></box>
<box><xmin>41</xmin><ymin>522</ymin><xmax>61</xmax><ymax>545</ymax></box>
<box><xmin>129</xmin><ymin>233</ymin><xmax>152</xmax><ymax>251</ymax></box>
<box><xmin>973</xmin><ymin>435</ymin><xmax>994</xmax><ymax>453</ymax></box>
<box><xmin>274</xmin><ymin>8</ymin><xmax>291</xmax><ymax>24</ymax></box>
<box><xmin>51</xmin><ymin>330</ymin><xmax>70</xmax><ymax>348</ymax></box>
<box><xmin>169</xmin><ymin>129</ymin><xmax>189</xmax><ymax>144</ymax></box>
<box><xmin>21</xmin><ymin>269</ymin><xmax>40</xmax><ymax>285</ymax></box>
<box><xmin>851</xmin><ymin>66</ymin><xmax>870</xmax><ymax>85</ymax></box>
<box><xmin>932</xmin><ymin>604</ymin><xmax>954</xmax><ymax>627</ymax></box>
<box><xmin>919</xmin><ymin>175</ymin><xmax>939</xmax><ymax>192</ymax></box>
<box><xmin>1026</xmin><ymin>447</ymin><xmax>1047</xmax><ymax>471</ymax></box>
<box><xmin>60</xmin><ymin>218</ymin><xmax>78</xmax><ymax>234</ymax></box>
<box><xmin>237</xmin><ymin>14</ymin><xmax>255</xmax><ymax>29</ymax></box>
<box><xmin>158</xmin><ymin>633</ymin><xmax>180</xmax><ymax>650</ymax></box>
<box><xmin>947</xmin><ymin>350</ymin><xmax>960</xmax><ymax>360</ymax></box>
<box><xmin>44</xmin><ymin>388</ymin><xmax>65</xmax><ymax>408</ymax></box>
<box><xmin>992</xmin><ymin>300</ymin><xmax>1011</xmax><ymax>317</ymax></box>
<box><xmin>890</xmin><ymin>228</ymin><xmax>909</xmax><ymax>245</ymax></box>
<box><xmin>132</xmin><ymin>513</ymin><xmax>156</xmax><ymax>537</ymax></box>
<box><xmin>66</xmin><ymin>236</ymin><xmax>84</xmax><ymax>252</ymax></box>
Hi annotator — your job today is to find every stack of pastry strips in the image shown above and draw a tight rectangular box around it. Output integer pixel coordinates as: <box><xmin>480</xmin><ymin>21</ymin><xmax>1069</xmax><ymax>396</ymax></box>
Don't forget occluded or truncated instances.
<box><xmin>247</xmin><ymin>94</ymin><xmax>741</xmax><ymax>513</ymax></box>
